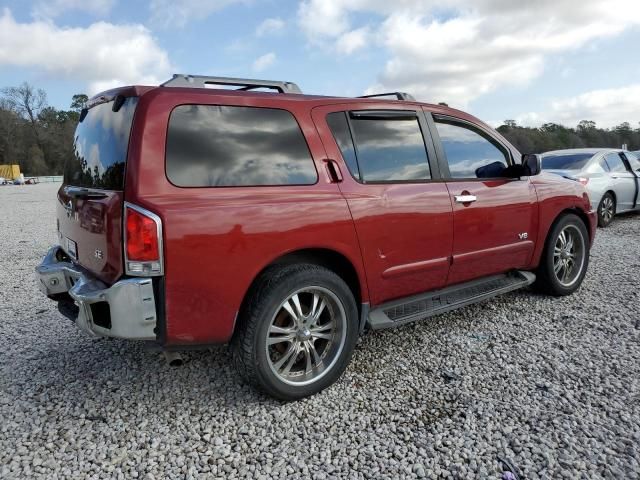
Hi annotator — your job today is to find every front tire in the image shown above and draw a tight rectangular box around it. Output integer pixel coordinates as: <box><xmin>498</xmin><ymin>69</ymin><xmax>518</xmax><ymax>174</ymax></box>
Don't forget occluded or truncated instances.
<box><xmin>534</xmin><ymin>213</ymin><xmax>589</xmax><ymax>296</ymax></box>
<box><xmin>231</xmin><ymin>264</ymin><xmax>359</xmax><ymax>400</ymax></box>
<box><xmin>597</xmin><ymin>192</ymin><xmax>615</xmax><ymax>227</ymax></box>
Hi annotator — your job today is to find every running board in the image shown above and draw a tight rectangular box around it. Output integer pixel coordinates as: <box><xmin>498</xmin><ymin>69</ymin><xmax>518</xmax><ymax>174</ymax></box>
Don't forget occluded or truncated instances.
<box><xmin>367</xmin><ymin>271</ymin><xmax>536</xmax><ymax>330</ymax></box>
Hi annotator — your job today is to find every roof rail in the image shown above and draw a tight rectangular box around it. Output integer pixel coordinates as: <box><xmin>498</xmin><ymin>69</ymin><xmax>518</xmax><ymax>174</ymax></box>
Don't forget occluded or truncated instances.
<box><xmin>358</xmin><ymin>92</ymin><xmax>416</xmax><ymax>101</ymax></box>
<box><xmin>161</xmin><ymin>74</ymin><xmax>303</xmax><ymax>94</ymax></box>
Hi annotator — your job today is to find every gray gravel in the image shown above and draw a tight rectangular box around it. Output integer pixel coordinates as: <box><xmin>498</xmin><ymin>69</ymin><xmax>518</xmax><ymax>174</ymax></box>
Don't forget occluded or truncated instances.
<box><xmin>1</xmin><ymin>182</ymin><xmax>639</xmax><ymax>479</ymax></box>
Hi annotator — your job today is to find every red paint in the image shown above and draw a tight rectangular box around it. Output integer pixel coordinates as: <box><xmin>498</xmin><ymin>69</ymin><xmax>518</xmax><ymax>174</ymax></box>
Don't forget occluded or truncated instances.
<box><xmin>57</xmin><ymin>86</ymin><xmax>596</xmax><ymax>346</ymax></box>
<box><xmin>56</xmin><ymin>188</ymin><xmax>124</xmax><ymax>284</ymax></box>
<box><xmin>445</xmin><ymin>179</ymin><xmax>537</xmax><ymax>284</ymax></box>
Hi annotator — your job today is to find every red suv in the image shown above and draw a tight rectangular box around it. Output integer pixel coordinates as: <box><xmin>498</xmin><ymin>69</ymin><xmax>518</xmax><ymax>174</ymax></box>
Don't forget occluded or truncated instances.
<box><xmin>36</xmin><ymin>75</ymin><xmax>596</xmax><ymax>400</ymax></box>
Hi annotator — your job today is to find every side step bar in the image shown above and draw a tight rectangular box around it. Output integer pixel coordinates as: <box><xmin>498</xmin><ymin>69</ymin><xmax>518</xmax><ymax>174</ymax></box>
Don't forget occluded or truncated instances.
<box><xmin>367</xmin><ymin>271</ymin><xmax>536</xmax><ymax>330</ymax></box>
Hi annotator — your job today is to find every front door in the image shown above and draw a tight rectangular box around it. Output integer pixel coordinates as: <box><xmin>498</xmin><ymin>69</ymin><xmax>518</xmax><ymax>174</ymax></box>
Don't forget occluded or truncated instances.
<box><xmin>429</xmin><ymin>113</ymin><xmax>537</xmax><ymax>286</ymax></box>
<box><xmin>312</xmin><ymin>104</ymin><xmax>453</xmax><ymax>306</ymax></box>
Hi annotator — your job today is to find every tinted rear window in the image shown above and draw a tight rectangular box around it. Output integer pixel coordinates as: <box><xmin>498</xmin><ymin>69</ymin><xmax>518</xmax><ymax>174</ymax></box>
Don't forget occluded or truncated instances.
<box><xmin>349</xmin><ymin>115</ymin><xmax>430</xmax><ymax>182</ymax></box>
<box><xmin>542</xmin><ymin>153</ymin><xmax>593</xmax><ymax>170</ymax></box>
<box><xmin>166</xmin><ymin>105</ymin><xmax>317</xmax><ymax>187</ymax></box>
<box><xmin>326</xmin><ymin>112</ymin><xmax>359</xmax><ymax>178</ymax></box>
<box><xmin>64</xmin><ymin>97</ymin><xmax>138</xmax><ymax>190</ymax></box>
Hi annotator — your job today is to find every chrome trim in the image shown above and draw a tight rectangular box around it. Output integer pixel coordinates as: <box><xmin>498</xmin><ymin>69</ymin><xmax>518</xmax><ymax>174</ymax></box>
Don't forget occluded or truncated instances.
<box><xmin>35</xmin><ymin>246</ymin><xmax>157</xmax><ymax>340</ymax></box>
<box><xmin>455</xmin><ymin>194</ymin><xmax>477</xmax><ymax>203</ymax></box>
<box><xmin>123</xmin><ymin>202</ymin><xmax>164</xmax><ymax>277</ymax></box>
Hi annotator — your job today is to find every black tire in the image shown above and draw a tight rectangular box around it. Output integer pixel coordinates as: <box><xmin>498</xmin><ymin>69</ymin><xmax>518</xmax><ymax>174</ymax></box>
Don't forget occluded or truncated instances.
<box><xmin>231</xmin><ymin>264</ymin><xmax>359</xmax><ymax>400</ymax></box>
<box><xmin>534</xmin><ymin>213</ymin><xmax>590</xmax><ymax>296</ymax></box>
<box><xmin>597</xmin><ymin>192</ymin><xmax>616</xmax><ymax>228</ymax></box>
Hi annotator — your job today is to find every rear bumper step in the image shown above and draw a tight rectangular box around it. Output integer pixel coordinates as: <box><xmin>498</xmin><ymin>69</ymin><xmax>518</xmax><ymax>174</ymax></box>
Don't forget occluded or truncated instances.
<box><xmin>35</xmin><ymin>246</ymin><xmax>157</xmax><ymax>340</ymax></box>
<box><xmin>368</xmin><ymin>271</ymin><xmax>536</xmax><ymax>330</ymax></box>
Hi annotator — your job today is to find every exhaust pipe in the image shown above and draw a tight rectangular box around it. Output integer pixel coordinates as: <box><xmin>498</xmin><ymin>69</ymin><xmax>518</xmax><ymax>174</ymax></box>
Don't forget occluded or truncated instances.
<box><xmin>163</xmin><ymin>351</ymin><xmax>184</xmax><ymax>367</ymax></box>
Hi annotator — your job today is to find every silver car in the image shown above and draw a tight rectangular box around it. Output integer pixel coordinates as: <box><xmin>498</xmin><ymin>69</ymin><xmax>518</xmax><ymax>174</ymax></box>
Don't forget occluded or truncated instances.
<box><xmin>541</xmin><ymin>148</ymin><xmax>640</xmax><ymax>227</ymax></box>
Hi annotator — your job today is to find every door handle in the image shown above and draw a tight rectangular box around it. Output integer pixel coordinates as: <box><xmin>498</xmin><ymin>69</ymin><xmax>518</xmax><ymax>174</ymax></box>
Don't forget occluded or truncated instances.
<box><xmin>455</xmin><ymin>194</ymin><xmax>477</xmax><ymax>203</ymax></box>
<box><xmin>323</xmin><ymin>159</ymin><xmax>343</xmax><ymax>183</ymax></box>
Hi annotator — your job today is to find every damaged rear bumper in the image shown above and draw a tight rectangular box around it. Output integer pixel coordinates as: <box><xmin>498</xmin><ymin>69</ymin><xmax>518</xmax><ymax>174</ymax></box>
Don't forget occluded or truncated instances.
<box><xmin>35</xmin><ymin>246</ymin><xmax>157</xmax><ymax>340</ymax></box>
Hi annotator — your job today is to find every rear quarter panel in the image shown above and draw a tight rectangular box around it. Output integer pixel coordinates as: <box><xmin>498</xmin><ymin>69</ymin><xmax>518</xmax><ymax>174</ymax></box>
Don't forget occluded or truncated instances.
<box><xmin>125</xmin><ymin>89</ymin><xmax>367</xmax><ymax>345</ymax></box>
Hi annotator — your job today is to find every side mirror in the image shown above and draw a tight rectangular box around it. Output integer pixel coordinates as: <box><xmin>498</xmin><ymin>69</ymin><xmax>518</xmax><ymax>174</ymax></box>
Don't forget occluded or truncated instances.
<box><xmin>521</xmin><ymin>153</ymin><xmax>541</xmax><ymax>176</ymax></box>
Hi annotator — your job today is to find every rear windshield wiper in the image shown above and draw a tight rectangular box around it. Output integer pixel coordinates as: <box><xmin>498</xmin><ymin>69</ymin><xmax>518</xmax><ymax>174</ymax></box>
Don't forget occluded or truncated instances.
<box><xmin>64</xmin><ymin>186</ymin><xmax>107</xmax><ymax>200</ymax></box>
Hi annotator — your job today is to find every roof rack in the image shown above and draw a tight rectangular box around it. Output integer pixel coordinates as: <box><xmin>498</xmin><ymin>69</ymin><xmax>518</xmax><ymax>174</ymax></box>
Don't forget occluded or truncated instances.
<box><xmin>358</xmin><ymin>92</ymin><xmax>416</xmax><ymax>101</ymax></box>
<box><xmin>161</xmin><ymin>74</ymin><xmax>303</xmax><ymax>94</ymax></box>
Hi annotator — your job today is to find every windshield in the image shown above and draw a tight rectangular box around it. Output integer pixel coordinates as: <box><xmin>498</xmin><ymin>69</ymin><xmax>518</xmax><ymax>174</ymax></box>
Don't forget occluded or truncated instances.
<box><xmin>63</xmin><ymin>97</ymin><xmax>138</xmax><ymax>190</ymax></box>
<box><xmin>541</xmin><ymin>153</ymin><xmax>594</xmax><ymax>171</ymax></box>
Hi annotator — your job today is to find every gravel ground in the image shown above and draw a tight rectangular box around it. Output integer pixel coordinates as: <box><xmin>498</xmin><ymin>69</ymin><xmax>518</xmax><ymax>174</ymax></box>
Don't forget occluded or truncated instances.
<box><xmin>1</xmin><ymin>182</ymin><xmax>639</xmax><ymax>479</ymax></box>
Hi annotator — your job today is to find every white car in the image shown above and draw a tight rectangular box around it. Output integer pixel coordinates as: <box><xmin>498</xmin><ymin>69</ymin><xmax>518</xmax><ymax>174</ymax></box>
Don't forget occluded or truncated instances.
<box><xmin>541</xmin><ymin>148</ymin><xmax>640</xmax><ymax>227</ymax></box>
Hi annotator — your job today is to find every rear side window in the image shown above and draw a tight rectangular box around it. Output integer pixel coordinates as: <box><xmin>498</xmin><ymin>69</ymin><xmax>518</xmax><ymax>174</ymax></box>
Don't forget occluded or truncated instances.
<box><xmin>434</xmin><ymin>119</ymin><xmax>509</xmax><ymax>179</ymax></box>
<box><xmin>326</xmin><ymin>112</ymin><xmax>359</xmax><ymax>178</ymax></box>
<box><xmin>624</xmin><ymin>152</ymin><xmax>640</xmax><ymax>172</ymax></box>
<box><xmin>64</xmin><ymin>97</ymin><xmax>138</xmax><ymax>190</ymax></box>
<box><xmin>603</xmin><ymin>152</ymin><xmax>627</xmax><ymax>173</ymax></box>
<box><xmin>350</xmin><ymin>115</ymin><xmax>430</xmax><ymax>182</ymax></box>
<box><xmin>166</xmin><ymin>105</ymin><xmax>317</xmax><ymax>187</ymax></box>
<box><xmin>586</xmin><ymin>157</ymin><xmax>609</xmax><ymax>173</ymax></box>
<box><xmin>326</xmin><ymin>111</ymin><xmax>430</xmax><ymax>183</ymax></box>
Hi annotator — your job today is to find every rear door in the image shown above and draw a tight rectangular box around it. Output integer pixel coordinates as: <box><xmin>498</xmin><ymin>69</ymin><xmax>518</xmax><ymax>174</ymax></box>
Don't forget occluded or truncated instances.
<box><xmin>603</xmin><ymin>152</ymin><xmax>637</xmax><ymax>211</ymax></box>
<box><xmin>428</xmin><ymin>112</ymin><xmax>537</xmax><ymax>286</ymax></box>
<box><xmin>58</xmin><ymin>96</ymin><xmax>138</xmax><ymax>284</ymax></box>
<box><xmin>312</xmin><ymin>104</ymin><xmax>453</xmax><ymax>306</ymax></box>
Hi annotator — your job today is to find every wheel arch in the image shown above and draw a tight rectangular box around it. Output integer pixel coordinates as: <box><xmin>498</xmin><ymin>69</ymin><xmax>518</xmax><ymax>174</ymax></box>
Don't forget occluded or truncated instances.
<box><xmin>602</xmin><ymin>189</ymin><xmax>616</xmax><ymax>204</ymax></box>
<box><xmin>530</xmin><ymin>206</ymin><xmax>594</xmax><ymax>270</ymax></box>
<box><xmin>560</xmin><ymin>207</ymin><xmax>593</xmax><ymax>244</ymax></box>
<box><xmin>236</xmin><ymin>247</ymin><xmax>367</xmax><ymax>334</ymax></box>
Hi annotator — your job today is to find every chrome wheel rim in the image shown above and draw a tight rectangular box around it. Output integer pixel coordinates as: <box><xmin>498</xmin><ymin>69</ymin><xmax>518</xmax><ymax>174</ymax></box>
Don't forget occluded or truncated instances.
<box><xmin>553</xmin><ymin>225</ymin><xmax>586</xmax><ymax>287</ymax></box>
<box><xmin>600</xmin><ymin>196</ymin><xmax>614</xmax><ymax>223</ymax></box>
<box><xmin>266</xmin><ymin>286</ymin><xmax>347</xmax><ymax>386</ymax></box>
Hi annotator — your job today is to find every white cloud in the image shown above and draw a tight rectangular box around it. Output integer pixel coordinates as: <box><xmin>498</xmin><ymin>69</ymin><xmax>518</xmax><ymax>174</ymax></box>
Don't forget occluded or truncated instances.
<box><xmin>298</xmin><ymin>0</ymin><xmax>350</xmax><ymax>40</ymax></box>
<box><xmin>32</xmin><ymin>0</ymin><xmax>115</xmax><ymax>19</ymax></box>
<box><xmin>0</xmin><ymin>9</ymin><xmax>172</xmax><ymax>95</ymax></box>
<box><xmin>519</xmin><ymin>84</ymin><xmax>640</xmax><ymax>128</ymax></box>
<box><xmin>336</xmin><ymin>26</ymin><xmax>370</xmax><ymax>54</ymax></box>
<box><xmin>252</xmin><ymin>52</ymin><xmax>276</xmax><ymax>72</ymax></box>
<box><xmin>150</xmin><ymin>0</ymin><xmax>243</xmax><ymax>28</ymax></box>
<box><xmin>298</xmin><ymin>0</ymin><xmax>640</xmax><ymax>107</ymax></box>
<box><xmin>256</xmin><ymin>17</ymin><xmax>285</xmax><ymax>37</ymax></box>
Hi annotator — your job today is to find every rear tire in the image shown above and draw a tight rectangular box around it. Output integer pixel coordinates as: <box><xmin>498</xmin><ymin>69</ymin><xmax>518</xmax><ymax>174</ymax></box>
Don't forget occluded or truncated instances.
<box><xmin>534</xmin><ymin>213</ymin><xmax>589</xmax><ymax>296</ymax></box>
<box><xmin>597</xmin><ymin>192</ymin><xmax>615</xmax><ymax>228</ymax></box>
<box><xmin>231</xmin><ymin>264</ymin><xmax>359</xmax><ymax>400</ymax></box>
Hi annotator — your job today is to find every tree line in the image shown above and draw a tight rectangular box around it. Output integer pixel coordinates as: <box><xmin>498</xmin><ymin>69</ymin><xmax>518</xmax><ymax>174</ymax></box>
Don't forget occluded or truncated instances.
<box><xmin>497</xmin><ymin>120</ymin><xmax>640</xmax><ymax>154</ymax></box>
<box><xmin>0</xmin><ymin>82</ymin><xmax>87</xmax><ymax>176</ymax></box>
<box><xmin>0</xmin><ymin>82</ymin><xmax>639</xmax><ymax>176</ymax></box>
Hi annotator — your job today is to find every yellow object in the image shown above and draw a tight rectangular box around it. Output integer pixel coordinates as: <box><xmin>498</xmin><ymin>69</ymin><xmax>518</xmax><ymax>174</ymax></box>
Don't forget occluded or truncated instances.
<box><xmin>0</xmin><ymin>165</ymin><xmax>20</xmax><ymax>180</ymax></box>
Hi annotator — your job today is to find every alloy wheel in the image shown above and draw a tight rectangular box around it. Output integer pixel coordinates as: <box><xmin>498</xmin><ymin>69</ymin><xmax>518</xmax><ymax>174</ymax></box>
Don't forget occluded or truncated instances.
<box><xmin>265</xmin><ymin>287</ymin><xmax>347</xmax><ymax>386</ymax></box>
<box><xmin>600</xmin><ymin>196</ymin><xmax>614</xmax><ymax>224</ymax></box>
<box><xmin>553</xmin><ymin>225</ymin><xmax>586</xmax><ymax>287</ymax></box>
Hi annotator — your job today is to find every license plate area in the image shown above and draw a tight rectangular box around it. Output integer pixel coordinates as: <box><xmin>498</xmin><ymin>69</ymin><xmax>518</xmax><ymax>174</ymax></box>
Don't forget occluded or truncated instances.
<box><xmin>64</xmin><ymin>237</ymin><xmax>78</xmax><ymax>260</ymax></box>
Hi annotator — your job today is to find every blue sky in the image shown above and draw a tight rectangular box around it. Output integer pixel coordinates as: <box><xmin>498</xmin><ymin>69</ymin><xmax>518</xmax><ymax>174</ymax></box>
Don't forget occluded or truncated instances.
<box><xmin>1</xmin><ymin>0</ymin><xmax>639</xmax><ymax>128</ymax></box>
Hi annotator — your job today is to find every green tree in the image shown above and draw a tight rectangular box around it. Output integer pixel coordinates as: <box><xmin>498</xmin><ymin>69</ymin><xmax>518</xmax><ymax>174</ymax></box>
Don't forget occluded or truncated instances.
<box><xmin>70</xmin><ymin>94</ymin><xmax>88</xmax><ymax>113</ymax></box>
<box><xmin>1</xmin><ymin>82</ymin><xmax>47</xmax><ymax>149</ymax></box>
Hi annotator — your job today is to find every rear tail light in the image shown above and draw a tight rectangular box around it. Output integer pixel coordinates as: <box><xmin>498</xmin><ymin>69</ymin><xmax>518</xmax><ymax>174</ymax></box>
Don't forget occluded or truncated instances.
<box><xmin>124</xmin><ymin>203</ymin><xmax>163</xmax><ymax>276</ymax></box>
